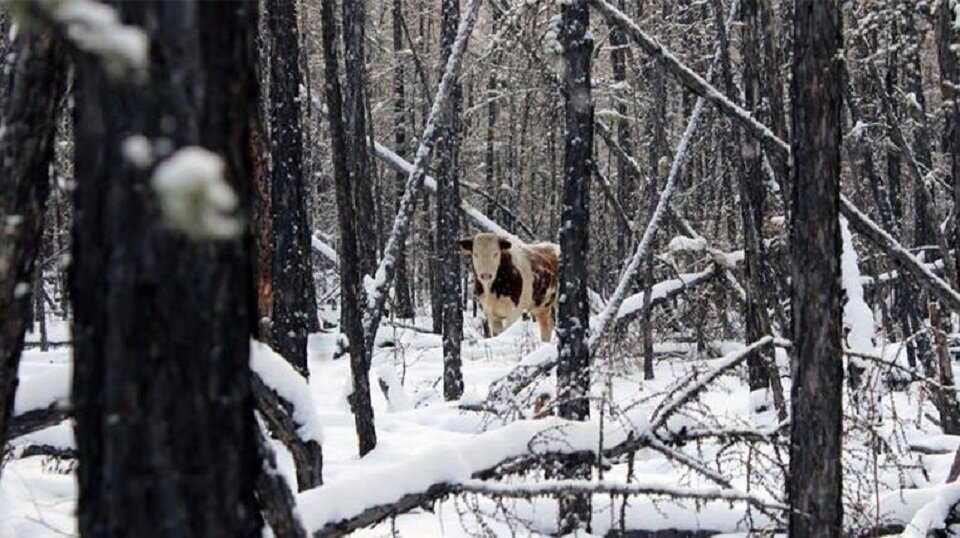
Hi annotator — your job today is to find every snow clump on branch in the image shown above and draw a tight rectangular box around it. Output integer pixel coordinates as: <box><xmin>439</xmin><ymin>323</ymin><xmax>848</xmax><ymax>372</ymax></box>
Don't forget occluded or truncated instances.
<box><xmin>151</xmin><ymin>147</ymin><xmax>243</xmax><ymax>240</ymax></box>
<box><xmin>9</xmin><ymin>0</ymin><xmax>148</xmax><ymax>78</ymax></box>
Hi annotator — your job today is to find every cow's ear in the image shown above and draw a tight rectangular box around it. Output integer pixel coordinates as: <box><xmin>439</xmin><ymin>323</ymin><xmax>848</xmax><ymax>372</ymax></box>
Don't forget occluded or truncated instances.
<box><xmin>458</xmin><ymin>238</ymin><xmax>474</xmax><ymax>254</ymax></box>
<box><xmin>498</xmin><ymin>238</ymin><xmax>512</xmax><ymax>251</ymax></box>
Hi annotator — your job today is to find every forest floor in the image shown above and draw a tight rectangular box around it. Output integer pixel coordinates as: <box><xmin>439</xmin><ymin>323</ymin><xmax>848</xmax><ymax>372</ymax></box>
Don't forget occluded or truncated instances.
<box><xmin>2</xmin><ymin>314</ymin><xmax>959</xmax><ymax>537</ymax></box>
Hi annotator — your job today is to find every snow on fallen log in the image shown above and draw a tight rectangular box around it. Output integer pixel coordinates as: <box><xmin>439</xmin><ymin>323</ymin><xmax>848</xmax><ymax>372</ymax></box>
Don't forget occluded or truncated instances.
<box><xmin>13</xmin><ymin>367</ymin><xmax>70</xmax><ymax>416</ymax></box>
<box><xmin>615</xmin><ymin>268</ymin><xmax>716</xmax><ymax>320</ymax></box>
<box><xmin>299</xmin><ymin>417</ymin><xmax>599</xmax><ymax>535</ymax></box>
<box><xmin>840</xmin><ymin>217</ymin><xmax>875</xmax><ymax>376</ymax></box>
<box><xmin>876</xmin><ymin>483</ymin><xmax>960</xmax><ymax>538</ymax></box>
<box><xmin>840</xmin><ymin>195</ymin><xmax>960</xmax><ymax>314</ymax></box>
<box><xmin>251</xmin><ymin>340</ymin><xmax>324</xmax><ymax>490</ymax></box>
<box><xmin>457</xmin><ymin>478</ymin><xmax>788</xmax><ymax>512</ymax></box>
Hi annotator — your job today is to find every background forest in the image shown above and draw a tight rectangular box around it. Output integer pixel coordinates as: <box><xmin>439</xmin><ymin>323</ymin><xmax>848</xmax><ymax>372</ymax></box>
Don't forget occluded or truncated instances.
<box><xmin>2</xmin><ymin>0</ymin><xmax>960</xmax><ymax>536</ymax></box>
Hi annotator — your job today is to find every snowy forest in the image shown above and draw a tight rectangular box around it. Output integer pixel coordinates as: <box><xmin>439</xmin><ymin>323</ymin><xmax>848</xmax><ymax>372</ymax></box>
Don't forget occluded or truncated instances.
<box><xmin>4</xmin><ymin>0</ymin><xmax>960</xmax><ymax>536</ymax></box>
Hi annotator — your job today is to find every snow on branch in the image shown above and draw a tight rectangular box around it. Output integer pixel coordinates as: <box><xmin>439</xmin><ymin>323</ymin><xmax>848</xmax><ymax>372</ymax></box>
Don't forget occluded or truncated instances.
<box><xmin>589</xmin><ymin>0</ymin><xmax>790</xmax><ymax>162</ymax></box>
<box><xmin>457</xmin><ymin>478</ymin><xmax>788</xmax><ymax>513</ymax></box>
<box><xmin>370</xmin><ymin>139</ymin><xmax>523</xmax><ymax>245</ymax></box>
<box><xmin>10</xmin><ymin>0</ymin><xmax>148</xmax><ymax>78</ymax></box>
<box><xmin>840</xmin><ymin>195</ymin><xmax>960</xmax><ymax>313</ymax></box>
<box><xmin>151</xmin><ymin>147</ymin><xmax>243</xmax><ymax>240</ymax></box>
<box><xmin>310</xmin><ymin>233</ymin><xmax>339</xmax><ymax>267</ymax></box>
<box><xmin>360</xmin><ymin>0</ymin><xmax>481</xmax><ymax>344</ymax></box>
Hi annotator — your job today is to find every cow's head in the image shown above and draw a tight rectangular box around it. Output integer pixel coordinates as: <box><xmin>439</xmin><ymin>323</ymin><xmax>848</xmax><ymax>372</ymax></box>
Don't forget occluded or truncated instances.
<box><xmin>458</xmin><ymin>233</ymin><xmax>511</xmax><ymax>285</ymax></box>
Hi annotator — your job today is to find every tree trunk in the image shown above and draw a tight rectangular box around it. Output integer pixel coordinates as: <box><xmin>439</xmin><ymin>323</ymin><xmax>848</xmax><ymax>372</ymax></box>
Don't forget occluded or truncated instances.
<box><xmin>741</xmin><ymin>0</ymin><xmax>773</xmax><ymax>392</ymax></box>
<box><xmin>391</xmin><ymin>0</ymin><xmax>416</xmax><ymax>319</ymax></box>
<box><xmin>266</xmin><ymin>0</ymin><xmax>319</xmax><ymax>375</ymax></box>
<box><xmin>71</xmin><ymin>2</ymin><xmax>261</xmax><ymax>535</ymax></box>
<box><xmin>788</xmin><ymin>1</ymin><xmax>843</xmax><ymax>536</ymax></box>
<box><xmin>938</xmin><ymin>0</ymin><xmax>960</xmax><ymax>291</ymax></box>
<box><xmin>319</xmin><ymin>0</ymin><xmax>377</xmax><ymax>456</ymax></box>
<box><xmin>437</xmin><ymin>0</ymin><xmax>464</xmax><ymax>401</ymax></box>
<box><xmin>0</xmin><ymin>29</ymin><xmax>65</xmax><ymax>472</ymax></box>
<box><xmin>342</xmin><ymin>0</ymin><xmax>378</xmax><ymax>282</ymax></box>
<box><xmin>556</xmin><ymin>0</ymin><xmax>593</xmax><ymax>532</ymax></box>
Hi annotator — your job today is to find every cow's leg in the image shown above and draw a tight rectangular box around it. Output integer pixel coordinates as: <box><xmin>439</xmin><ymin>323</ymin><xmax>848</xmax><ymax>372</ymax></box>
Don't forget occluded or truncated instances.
<box><xmin>533</xmin><ymin>310</ymin><xmax>553</xmax><ymax>343</ymax></box>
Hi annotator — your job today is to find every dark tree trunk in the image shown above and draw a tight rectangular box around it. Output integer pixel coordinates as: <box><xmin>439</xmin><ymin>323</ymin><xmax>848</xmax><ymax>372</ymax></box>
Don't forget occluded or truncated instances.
<box><xmin>908</xmin><ymin>12</ymin><xmax>934</xmax><ymax>249</ymax></box>
<box><xmin>610</xmin><ymin>0</ymin><xmax>635</xmax><ymax>265</ymax></box>
<box><xmin>788</xmin><ymin>1</ymin><xmax>843</xmax><ymax>537</ymax></box>
<box><xmin>741</xmin><ymin>0</ymin><xmax>773</xmax><ymax>392</ymax></box>
<box><xmin>71</xmin><ymin>2</ymin><xmax>261</xmax><ymax>535</ymax></box>
<box><xmin>437</xmin><ymin>0</ymin><xmax>464</xmax><ymax>401</ymax></box>
<box><xmin>0</xmin><ymin>29</ymin><xmax>65</xmax><ymax>471</ymax></box>
<box><xmin>391</xmin><ymin>0</ymin><xmax>416</xmax><ymax>319</ymax></box>
<box><xmin>556</xmin><ymin>0</ymin><xmax>593</xmax><ymax>532</ymax></box>
<box><xmin>266</xmin><ymin>0</ymin><xmax>319</xmax><ymax>375</ymax></box>
<box><xmin>939</xmin><ymin>0</ymin><xmax>960</xmax><ymax>290</ymax></box>
<box><xmin>342</xmin><ymin>0</ymin><xmax>378</xmax><ymax>282</ymax></box>
<box><xmin>319</xmin><ymin>0</ymin><xmax>377</xmax><ymax>456</ymax></box>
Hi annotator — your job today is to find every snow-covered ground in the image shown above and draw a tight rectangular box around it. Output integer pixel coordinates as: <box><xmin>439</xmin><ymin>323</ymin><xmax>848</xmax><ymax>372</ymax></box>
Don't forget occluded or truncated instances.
<box><xmin>3</xmin><ymin>311</ymin><xmax>960</xmax><ymax>536</ymax></box>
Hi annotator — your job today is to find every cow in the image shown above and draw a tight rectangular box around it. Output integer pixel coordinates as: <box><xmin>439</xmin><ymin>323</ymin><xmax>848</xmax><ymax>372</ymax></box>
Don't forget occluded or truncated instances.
<box><xmin>458</xmin><ymin>233</ymin><xmax>559</xmax><ymax>343</ymax></box>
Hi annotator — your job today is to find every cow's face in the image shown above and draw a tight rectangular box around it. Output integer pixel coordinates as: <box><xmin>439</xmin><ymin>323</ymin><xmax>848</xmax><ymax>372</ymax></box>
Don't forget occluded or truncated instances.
<box><xmin>458</xmin><ymin>233</ymin><xmax>511</xmax><ymax>286</ymax></box>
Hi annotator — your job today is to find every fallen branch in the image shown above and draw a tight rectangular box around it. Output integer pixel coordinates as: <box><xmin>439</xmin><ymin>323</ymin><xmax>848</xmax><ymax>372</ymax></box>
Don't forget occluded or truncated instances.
<box><xmin>8</xmin><ymin>403</ymin><xmax>70</xmax><ymax>440</ymax></box>
<box><xmin>251</xmin><ymin>341</ymin><xmax>324</xmax><ymax>491</ymax></box>
<box><xmin>255</xmin><ymin>427</ymin><xmax>307</xmax><ymax>538</ymax></box>
<box><xmin>840</xmin><ymin>195</ymin><xmax>960</xmax><ymax>314</ymax></box>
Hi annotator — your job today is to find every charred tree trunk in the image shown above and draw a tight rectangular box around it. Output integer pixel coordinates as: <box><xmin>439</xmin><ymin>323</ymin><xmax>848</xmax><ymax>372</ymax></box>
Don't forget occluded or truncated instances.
<box><xmin>342</xmin><ymin>0</ymin><xmax>378</xmax><ymax>283</ymax></box>
<box><xmin>556</xmin><ymin>0</ymin><xmax>593</xmax><ymax>532</ymax></box>
<box><xmin>266</xmin><ymin>0</ymin><xmax>319</xmax><ymax>374</ymax></box>
<box><xmin>788</xmin><ymin>1</ymin><xmax>843</xmax><ymax>536</ymax></box>
<box><xmin>0</xmin><ymin>29</ymin><xmax>65</xmax><ymax>470</ymax></box>
<box><xmin>319</xmin><ymin>0</ymin><xmax>377</xmax><ymax>456</ymax></box>
<box><xmin>391</xmin><ymin>0</ymin><xmax>416</xmax><ymax>319</ymax></box>
<box><xmin>939</xmin><ymin>0</ymin><xmax>960</xmax><ymax>290</ymax></box>
<box><xmin>741</xmin><ymin>0</ymin><xmax>773</xmax><ymax>392</ymax></box>
<box><xmin>71</xmin><ymin>2</ymin><xmax>261</xmax><ymax>535</ymax></box>
<box><xmin>438</xmin><ymin>0</ymin><xmax>464</xmax><ymax>401</ymax></box>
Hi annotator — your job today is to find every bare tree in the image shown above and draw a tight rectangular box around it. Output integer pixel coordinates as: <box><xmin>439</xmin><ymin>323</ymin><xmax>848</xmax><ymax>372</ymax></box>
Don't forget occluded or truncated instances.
<box><xmin>319</xmin><ymin>0</ymin><xmax>377</xmax><ymax>456</ymax></box>
<box><xmin>265</xmin><ymin>0</ymin><xmax>319</xmax><ymax>374</ymax></box>
<box><xmin>70</xmin><ymin>1</ymin><xmax>262</xmax><ymax>535</ymax></box>
<box><xmin>0</xmin><ymin>28</ymin><xmax>65</xmax><ymax>472</ymax></box>
<box><xmin>789</xmin><ymin>1</ymin><xmax>843</xmax><ymax>536</ymax></box>
<box><xmin>437</xmin><ymin>0</ymin><xmax>464</xmax><ymax>401</ymax></box>
<box><xmin>556</xmin><ymin>0</ymin><xmax>594</xmax><ymax>532</ymax></box>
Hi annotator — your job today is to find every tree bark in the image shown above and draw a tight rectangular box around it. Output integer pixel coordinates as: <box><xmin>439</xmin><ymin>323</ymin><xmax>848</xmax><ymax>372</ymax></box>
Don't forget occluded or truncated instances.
<box><xmin>391</xmin><ymin>0</ymin><xmax>416</xmax><ymax>319</ymax></box>
<box><xmin>557</xmin><ymin>0</ymin><xmax>594</xmax><ymax>532</ymax></box>
<box><xmin>71</xmin><ymin>1</ymin><xmax>262</xmax><ymax>535</ymax></box>
<box><xmin>319</xmin><ymin>0</ymin><xmax>377</xmax><ymax>456</ymax></box>
<box><xmin>788</xmin><ymin>1</ymin><xmax>843</xmax><ymax>536</ymax></box>
<box><xmin>265</xmin><ymin>0</ymin><xmax>320</xmax><ymax>375</ymax></box>
<box><xmin>938</xmin><ymin>0</ymin><xmax>960</xmax><ymax>291</ymax></box>
<box><xmin>0</xmin><ymin>29</ymin><xmax>65</xmax><ymax>474</ymax></box>
<box><xmin>437</xmin><ymin>0</ymin><xmax>464</xmax><ymax>401</ymax></box>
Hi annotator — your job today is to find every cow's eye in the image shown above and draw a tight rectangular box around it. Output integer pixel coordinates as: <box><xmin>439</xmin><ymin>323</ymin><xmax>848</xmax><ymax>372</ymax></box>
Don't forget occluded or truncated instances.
<box><xmin>494</xmin><ymin>252</ymin><xmax>500</xmax><ymax>257</ymax></box>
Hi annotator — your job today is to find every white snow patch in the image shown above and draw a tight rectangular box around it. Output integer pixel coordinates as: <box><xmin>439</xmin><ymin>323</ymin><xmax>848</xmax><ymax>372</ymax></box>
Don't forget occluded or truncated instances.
<box><xmin>151</xmin><ymin>147</ymin><xmax>242</xmax><ymax>240</ymax></box>
<box><xmin>250</xmin><ymin>339</ymin><xmax>324</xmax><ymax>444</ymax></box>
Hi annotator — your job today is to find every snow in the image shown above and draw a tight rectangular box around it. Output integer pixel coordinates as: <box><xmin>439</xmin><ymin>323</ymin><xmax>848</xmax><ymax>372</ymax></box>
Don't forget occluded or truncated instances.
<box><xmin>615</xmin><ymin>269</ymin><xmax>712</xmax><ymax>319</ymax></box>
<box><xmin>121</xmin><ymin>134</ymin><xmax>153</xmax><ymax>168</ymax></box>
<box><xmin>151</xmin><ymin>146</ymin><xmax>243</xmax><ymax>240</ymax></box>
<box><xmin>667</xmin><ymin>235</ymin><xmax>708</xmax><ymax>253</ymax></box>
<box><xmin>12</xmin><ymin>348</ymin><xmax>71</xmax><ymax>415</ymax></box>
<box><xmin>250</xmin><ymin>339</ymin><xmax>324</xmax><ymax>444</ymax></box>
<box><xmin>840</xmin><ymin>217</ymin><xmax>875</xmax><ymax>353</ymax></box>
<box><xmin>310</xmin><ymin>233</ymin><xmax>339</xmax><ymax>266</ymax></box>
<box><xmin>38</xmin><ymin>0</ymin><xmax>149</xmax><ymax>78</ymax></box>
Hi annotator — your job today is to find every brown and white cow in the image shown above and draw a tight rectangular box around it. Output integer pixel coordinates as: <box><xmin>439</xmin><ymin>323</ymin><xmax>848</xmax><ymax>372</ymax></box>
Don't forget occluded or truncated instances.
<box><xmin>458</xmin><ymin>233</ymin><xmax>559</xmax><ymax>343</ymax></box>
